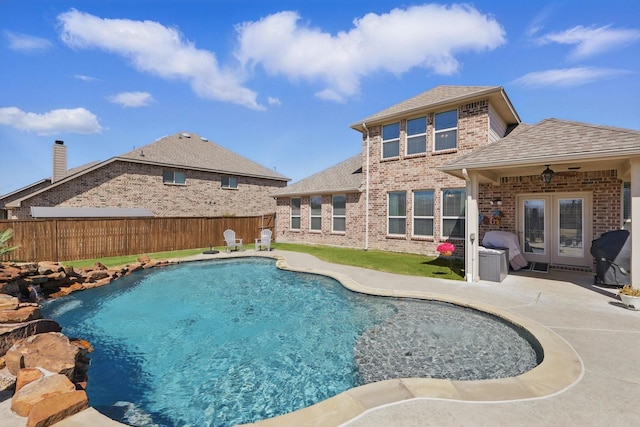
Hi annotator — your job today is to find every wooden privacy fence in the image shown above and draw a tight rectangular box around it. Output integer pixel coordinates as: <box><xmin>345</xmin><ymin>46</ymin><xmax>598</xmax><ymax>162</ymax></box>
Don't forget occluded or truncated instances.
<box><xmin>0</xmin><ymin>213</ymin><xmax>275</xmax><ymax>262</ymax></box>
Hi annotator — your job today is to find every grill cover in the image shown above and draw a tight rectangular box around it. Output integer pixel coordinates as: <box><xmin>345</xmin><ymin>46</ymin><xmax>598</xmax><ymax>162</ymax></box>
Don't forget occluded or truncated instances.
<box><xmin>590</xmin><ymin>230</ymin><xmax>631</xmax><ymax>286</ymax></box>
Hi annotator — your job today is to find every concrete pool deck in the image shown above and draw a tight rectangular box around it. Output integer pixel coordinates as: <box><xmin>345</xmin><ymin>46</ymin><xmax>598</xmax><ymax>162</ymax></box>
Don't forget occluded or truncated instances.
<box><xmin>2</xmin><ymin>249</ymin><xmax>639</xmax><ymax>426</ymax></box>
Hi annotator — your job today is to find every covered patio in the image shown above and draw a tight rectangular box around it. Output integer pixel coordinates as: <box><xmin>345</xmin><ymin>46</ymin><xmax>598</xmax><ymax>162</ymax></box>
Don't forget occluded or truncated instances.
<box><xmin>439</xmin><ymin>118</ymin><xmax>640</xmax><ymax>286</ymax></box>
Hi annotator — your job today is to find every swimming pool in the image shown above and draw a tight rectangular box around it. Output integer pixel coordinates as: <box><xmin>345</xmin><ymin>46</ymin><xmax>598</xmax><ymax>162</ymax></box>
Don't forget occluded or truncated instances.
<box><xmin>42</xmin><ymin>257</ymin><xmax>540</xmax><ymax>427</ymax></box>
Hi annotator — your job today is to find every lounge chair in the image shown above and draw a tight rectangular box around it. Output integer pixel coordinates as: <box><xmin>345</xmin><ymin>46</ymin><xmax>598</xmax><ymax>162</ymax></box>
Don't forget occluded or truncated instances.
<box><xmin>223</xmin><ymin>229</ymin><xmax>243</xmax><ymax>252</ymax></box>
<box><xmin>255</xmin><ymin>229</ymin><xmax>272</xmax><ymax>251</ymax></box>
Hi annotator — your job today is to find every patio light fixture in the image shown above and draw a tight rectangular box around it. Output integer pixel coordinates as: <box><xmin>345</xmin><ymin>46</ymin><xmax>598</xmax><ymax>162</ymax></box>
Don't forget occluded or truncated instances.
<box><xmin>541</xmin><ymin>165</ymin><xmax>555</xmax><ymax>184</ymax></box>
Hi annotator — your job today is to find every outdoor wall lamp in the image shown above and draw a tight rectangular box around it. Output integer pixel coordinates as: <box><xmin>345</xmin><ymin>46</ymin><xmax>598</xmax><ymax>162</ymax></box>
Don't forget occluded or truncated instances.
<box><xmin>541</xmin><ymin>165</ymin><xmax>555</xmax><ymax>184</ymax></box>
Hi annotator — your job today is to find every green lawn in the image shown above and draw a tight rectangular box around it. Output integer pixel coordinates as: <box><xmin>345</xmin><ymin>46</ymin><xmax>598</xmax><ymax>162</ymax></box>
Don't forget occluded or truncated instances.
<box><xmin>61</xmin><ymin>243</ymin><xmax>464</xmax><ymax>281</ymax></box>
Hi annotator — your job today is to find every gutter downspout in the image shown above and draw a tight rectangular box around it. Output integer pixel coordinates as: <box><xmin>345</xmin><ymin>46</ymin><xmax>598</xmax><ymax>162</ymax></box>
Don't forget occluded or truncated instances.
<box><xmin>363</xmin><ymin>122</ymin><xmax>370</xmax><ymax>251</ymax></box>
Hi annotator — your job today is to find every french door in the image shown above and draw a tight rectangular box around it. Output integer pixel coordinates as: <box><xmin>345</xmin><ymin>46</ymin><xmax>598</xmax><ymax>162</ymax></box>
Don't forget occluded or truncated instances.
<box><xmin>518</xmin><ymin>192</ymin><xmax>592</xmax><ymax>267</ymax></box>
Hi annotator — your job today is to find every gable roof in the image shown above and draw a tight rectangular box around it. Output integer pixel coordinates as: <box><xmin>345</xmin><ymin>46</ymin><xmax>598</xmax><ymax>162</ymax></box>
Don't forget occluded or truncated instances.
<box><xmin>439</xmin><ymin>118</ymin><xmax>640</xmax><ymax>181</ymax></box>
<box><xmin>4</xmin><ymin>131</ymin><xmax>289</xmax><ymax>208</ymax></box>
<box><xmin>118</xmin><ymin>132</ymin><xmax>288</xmax><ymax>181</ymax></box>
<box><xmin>351</xmin><ymin>85</ymin><xmax>520</xmax><ymax>132</ymax></box>
<box><xmin>273</xmin><ymin>154</ymin><xmax>363</xmax><ymax>197</ymax></box>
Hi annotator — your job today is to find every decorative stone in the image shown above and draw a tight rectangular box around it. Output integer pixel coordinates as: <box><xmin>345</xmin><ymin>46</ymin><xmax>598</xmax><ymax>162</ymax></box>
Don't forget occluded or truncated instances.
<box><xmin>0</xmin><ymin>367</ymin><xmax>16</xmax><ymax>392</ymax></box>
<box><xmin>0</xmin><ymin>319</ymin><xmax>62</xmax><ymax>356</ymax></box>
<box><xmin>16</xmin><ymin>367</ymin><xmax>45</xmax><ymax>392</ymax></box>
<box><xmin>11</xmin><ymin>373</ymin><xmax>76</xmax><ymax>416</ymax></box>
<box><xmin>137</xmin><ymin>255</ymin><xmax>151</xmax><ymax>264</ymax></box>
<box><xmin>5</xmin><ymin>332</ymin><xmax>79</xmax><ymax>379</ymax></box>
<box><xmin>0</xmin><ymin>294</ymin><xmax>19</xmax><ymax>310</ymax></box>
<box><xmin>26</xmin><ymin>390</ymin><xmax>89</xmax><ymax>427</ymax></box>
<box><xmin>87</xmin><ymin>270</ymin><xmax>110</xmax><ymax>282</ymax></box>
<box><xmin>93</xmin><ymin>262</ymin><xmax>108</xmax><ymax>270</ymax></box>
<box><xmin>0</xmin><ymin>305</ymin><xmax>42</xmax><ymax>323</ymax></box>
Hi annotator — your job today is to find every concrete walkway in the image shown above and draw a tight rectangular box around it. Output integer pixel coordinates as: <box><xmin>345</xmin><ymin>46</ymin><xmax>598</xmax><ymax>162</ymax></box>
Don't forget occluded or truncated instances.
<box><xmin>2</xmin><ymin>250</ymin><xmax>639</xmax><ymax>426</ymax></box>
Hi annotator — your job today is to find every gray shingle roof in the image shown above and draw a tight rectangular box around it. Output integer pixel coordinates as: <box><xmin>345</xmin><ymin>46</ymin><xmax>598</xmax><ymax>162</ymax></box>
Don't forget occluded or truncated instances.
<box><xmin>273</xmin><ymin>154</ymin><xmax>363</xmax><ymax>197</ymax></box>
<box><xmin>118</xmin><ymin>132</ymin><xmax>289</xmax><ymax>181</ymax></box>
<box><xmin>439</xmin><ymin>118</ymin><xmax>640</xmax><ymax>171</ymax></box>
<box><xmin>351</xmin><ymin>85</ymin><xmax>517</xmax><ymax>129</ymax></box>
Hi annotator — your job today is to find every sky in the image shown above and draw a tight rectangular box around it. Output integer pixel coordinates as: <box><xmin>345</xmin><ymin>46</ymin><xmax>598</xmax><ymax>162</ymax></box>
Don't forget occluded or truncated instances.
<box><xmin>1</xmin><ymin>0</ymin><xmax>639</xmax><ymax>195</ymax></box>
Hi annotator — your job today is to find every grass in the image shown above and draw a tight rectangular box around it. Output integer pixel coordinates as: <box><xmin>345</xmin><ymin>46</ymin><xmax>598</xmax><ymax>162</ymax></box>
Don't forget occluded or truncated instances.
<box><xmin>272</xmin><ymin>243</ymin><xmax>464</xmax><ymax>280</ymax></box>
<box><xmin>60</xmin><ymin>243</ymin><xmax>464</xmax><ymax>281</ymax></box>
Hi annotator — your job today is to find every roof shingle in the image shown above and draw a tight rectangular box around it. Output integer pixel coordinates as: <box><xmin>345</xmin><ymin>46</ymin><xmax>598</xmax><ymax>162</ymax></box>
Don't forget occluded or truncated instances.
<box><xmin>273</xmin><ymin>154</ymin><xmax>362</xmax><ymax>197</ymax></box>
<box><xmin>118</xmin><ymin>132</ymin><xmax>289</xmax><ymax>181</ymax></box>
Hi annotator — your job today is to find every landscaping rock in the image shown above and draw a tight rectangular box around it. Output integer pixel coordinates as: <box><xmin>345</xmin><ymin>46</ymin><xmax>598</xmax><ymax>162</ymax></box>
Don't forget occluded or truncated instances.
<box><xmin>0</xmin><ymin>305</ymin><xmax>42</xmax><ymax>323</ymax></box>
<box><xmin>5</xmin><ymin>332</ymin><xmax>79</xmax><ymax>379</ymax></box>
<box><xmin>11</xmin><ymin>373</ymin><xmax>75</xmax><ymax>416</ymax></box>
<box><xmin>0</xmin><ymin>319</ymin><xmax>62</xmax><ymax>356</ymax></box>
<box><xmin>26</xmin><ymin>390</ymin><xmax>89</xmax><ymax>427</ymax></box>
<box><xmin>0</xmin><ymin>294</ymin><xmax>19</xmax><ymax>310</ymax></box>
<box><xmin>16</xmin><ymin>367</ymin><xmax>45</xmax><ymax>392</ymax></box>
<box><xmin>0</xmin><ymin>367</ymin><xmax>16</xmax><ymax>391</ymax></box>
<box><xmin>137</xmin><ymin>255</ymin><xmax>151</xmax><ymax>264</ymax></box>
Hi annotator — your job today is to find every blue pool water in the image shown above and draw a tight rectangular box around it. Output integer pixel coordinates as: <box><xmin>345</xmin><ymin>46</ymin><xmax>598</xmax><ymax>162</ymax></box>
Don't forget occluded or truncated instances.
<box><xmin>42</xmin><ymin>257</ymin><xmax>539</xmax><ymax>427</ymax></box>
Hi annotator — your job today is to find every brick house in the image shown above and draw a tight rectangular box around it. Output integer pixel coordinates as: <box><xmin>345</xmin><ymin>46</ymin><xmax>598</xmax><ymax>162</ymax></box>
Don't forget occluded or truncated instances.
<box><xmin>273</xmin><ymin>85</ymin><xmax>640</xmax><ymax>285</ymax></box>
<box><xmin>1</xmin><ymin>132</ymin><xmax>289</xmax><ymax>219</ymax></box>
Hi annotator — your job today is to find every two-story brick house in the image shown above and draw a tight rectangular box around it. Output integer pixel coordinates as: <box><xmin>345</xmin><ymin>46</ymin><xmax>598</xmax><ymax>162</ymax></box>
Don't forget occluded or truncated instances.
<box><xmin>274</xmin><ymin>85</ymin><xmax>640</xmax><ymax>285</ymax></box>
<box><xmin>1</xmin><ymin>131</ymin><xmax>289</xmax><ymax>219</ymax></box>
<box><xmin>274</xmin><ymin>85</ymin><xmax>520</xmax><ymax>254</ymax></box>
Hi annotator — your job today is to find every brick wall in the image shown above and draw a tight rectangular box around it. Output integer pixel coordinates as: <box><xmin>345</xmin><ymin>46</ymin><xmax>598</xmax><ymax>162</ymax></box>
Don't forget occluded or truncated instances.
<box><xmin>478</xmin><ymin>170</ymin><xmax>623</xmax><ymax>242</ymax></box>
<box><xmin>12</xmin><ymin>160</ymin><xmax>285</xmax><ymax>218</ymax></box>
<box><xmin>275</xmin><ymin>193</ymin><xmax>365</xmax><ymax>248</ymax></box>
<box><xmin>363</xmin><ymin>101</ymin><xmax>490</xmax><ymax>255</ymax></box>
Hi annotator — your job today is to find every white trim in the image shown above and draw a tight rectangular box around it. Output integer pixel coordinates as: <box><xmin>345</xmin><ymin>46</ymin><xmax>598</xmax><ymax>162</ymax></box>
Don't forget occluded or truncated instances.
<box><xmin>332</xmin><ymin>194</ymin><xmax>347</xmax><ymax>233</ymax></box>
<box><xmin>412</xmin><ymin>190</ymin><xmax>434</xmax><ymax>237</ymax></box>
<box><xmin>382</xmin><ymin>122</ymin><xmax>401</xmax><ymax>159</ymax></box>
<box><xmin>309</xmin><ymin>195</ymin><xmax>322</xmax><ymax>231</ymax></box>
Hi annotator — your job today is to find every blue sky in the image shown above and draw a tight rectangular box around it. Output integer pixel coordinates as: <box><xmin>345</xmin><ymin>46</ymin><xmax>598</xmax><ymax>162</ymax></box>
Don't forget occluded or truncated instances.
<box><xmin>1</xmin><ymin>0</ymin><xmax>639</xmax><ymax>195</ymax></box>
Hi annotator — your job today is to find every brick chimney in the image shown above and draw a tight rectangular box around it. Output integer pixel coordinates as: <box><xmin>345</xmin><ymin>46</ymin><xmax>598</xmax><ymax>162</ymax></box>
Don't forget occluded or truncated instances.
<box><xmin>52</xmin><ymin>140</ymin><xmax>67</xmax><ymax>182</ymax></box>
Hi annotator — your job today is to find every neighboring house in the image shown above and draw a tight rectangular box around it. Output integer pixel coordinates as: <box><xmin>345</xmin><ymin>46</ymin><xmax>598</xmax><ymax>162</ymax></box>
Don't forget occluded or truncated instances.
<box><xmin>1</xmin><ymin>132</ymin><xmax>289</xmax><ymax>219</ymax></box>
<box><xmin>273</xmin><ymin>85</ymin><xmax>640</xmax><ymax>286</ymax></box>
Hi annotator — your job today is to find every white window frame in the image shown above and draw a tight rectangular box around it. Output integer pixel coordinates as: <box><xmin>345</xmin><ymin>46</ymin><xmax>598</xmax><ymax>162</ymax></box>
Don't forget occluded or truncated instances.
<box><xmin>413</xmin><ymin>190</ymin><xmax>434</xmax><ymax>237</ymax></box>
<box><xmin>290</xmin><ymin>198</ymin><xmax>301</xmax><ymax>230</ymax></box>
<box><xmin>434</xmin><ymin>109</ymin><xmax>458</xmax><ymax>152</ymax></box>
<box><xmin>163</xmin><ymin>170</ymin><xmax>186</xmax><ymax>185</ymax></box>
<box><xmin>406</xmin><ymin>116</ymin><xmax>427</xmax><ymax>155</ymax></box>
<box><xmin>332</xmin><ymin>194</ymin><xmax>346</xmax><ymax>233</ymax></box>
<box><xmin>382</xmin><ymin>122</ymin><xmax>400</xmax><ymax>159</ymax></box>
<box><xmin>441</xmin><ymin>188</ymin><xmax>465</xmax><ymax>239</ymax></box>
<box><xmin>310</xmin><ymin>195</ymin><xmax>322</xmax><ymax>231</ymax></box>
<box><xmin>388</xmin><ymin>191</ymin><xmax>407</xmax><ymax>235</ymax></box>
<box><xmin>221</xmin><ymin>176</ymin><xmax>238</xmax><ymax>189</ymax></box>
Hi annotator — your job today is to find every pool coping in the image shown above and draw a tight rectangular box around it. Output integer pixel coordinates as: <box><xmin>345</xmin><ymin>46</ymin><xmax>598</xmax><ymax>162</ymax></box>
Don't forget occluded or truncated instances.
<box><xmin>43</xmin><ymin>251</ymin><xmax>583</xmax><ymax>427</ymax></box>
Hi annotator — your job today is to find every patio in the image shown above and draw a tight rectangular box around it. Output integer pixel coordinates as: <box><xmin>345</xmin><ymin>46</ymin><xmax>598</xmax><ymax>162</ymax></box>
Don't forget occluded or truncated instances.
<box><xmin>2</xmin><ymin>249</ymin><xmax>638</xmax><ymax>426</ymax></box>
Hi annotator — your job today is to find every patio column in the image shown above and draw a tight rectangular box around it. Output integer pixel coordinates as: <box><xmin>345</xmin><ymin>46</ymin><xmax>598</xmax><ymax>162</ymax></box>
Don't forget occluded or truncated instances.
<box><xmin>464</xmin><ymin>170</ymin><xmax>480</xmax><ymax>283</ymax></box>
<box><xmin>631</xmin><ymin>158</ymin><xmax>640</xmax><ymax>288</ymax></box>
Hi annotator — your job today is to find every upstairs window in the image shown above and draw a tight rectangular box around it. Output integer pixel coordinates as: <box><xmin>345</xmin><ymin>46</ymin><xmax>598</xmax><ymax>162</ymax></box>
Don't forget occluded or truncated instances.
<box><xmin>291</xmin><ymin>198</ymin><xmax>301</xmax><ymax>230</ymax></box>
<box><xmin>221</xmin><ymin>176</ymin><xmax>238</xmax><ymax>189</ymax></box>
<box><xmin>388</xmin><ymin>191</ymin><xmax>406</xmax><ymax>235</ymax></box>
<box><xmin>434</xmin><ymin>109</ymin><xmax>458</xmax><ymax>151</ymax></box>
<box><xmin>163</xmin><ymin>170</ymin><xmax>186</xmax><ymax>185</ymax></box>
<box><xmin>442</xmin><ymin>189</ymin><xmax>465</xmax><ymax>239</ymax></box>
<box><xmin>332</xmin><ymin>194</ymin><xmax>346</xmax><ymax>232</ymax></box>
<box><xmin>413</xmin><ymin>190</ymin><xmax>434</xmax><ymax>237</ymax></box>
<box><xmin>382</xmin><ymin>122</ymin><xmax>400</xmax><ymax>159</ymax></box>
<box><xmin>406</xmin><ymin>116</ymin><xmax>427</xmax><ymax>155</ymax></box>
<box><xmin>310</xmin><ymin>196</ymin><xmax>322</xmax><ymax>231</ymax></box>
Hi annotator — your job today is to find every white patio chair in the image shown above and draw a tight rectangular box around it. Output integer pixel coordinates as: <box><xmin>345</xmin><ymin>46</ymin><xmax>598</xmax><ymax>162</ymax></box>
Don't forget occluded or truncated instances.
<box><xmin>255</xmin><ymin>229</ymin><xmax>272</xmax><ymax>251</ymax></box>
<box><xmin>223</xmin><ymin>229</ymin><xmax>243</xmax><ymax>252</ymax></box>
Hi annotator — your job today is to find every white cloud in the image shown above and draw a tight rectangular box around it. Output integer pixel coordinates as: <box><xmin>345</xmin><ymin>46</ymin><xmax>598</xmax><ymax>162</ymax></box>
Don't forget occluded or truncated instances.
<box><xmin>235</xmin><ymin>4</ymin><xmax>505</xmax><ymax>102</ymax></box>
<box><xmin>108</xmin><ymin>91</ymin><xmax>155</xmax><ymax>107</ymax></box>
<box><xmin>537</xmin><ymin>25</ymin><xmax>640</xmax><ymax>60</ymax></box>
<box><xmin>0</xmin><ymin>107</ymin><xmax>103</xmax><ymax>135</ymax></box>
<box><xmin>74</xmin><ymin>74</ymin><xmax>100</xmax><ymax>82</ymax></box>
<box><xmin>5</xmin><ymin>30</ymin><xmax>52</xmax><ymax>52</ymax></box>
<box><xmin>512</xmin><ymin>67</ymin><xmax>630</xmax><ymax>88</ymax></box>
<box><xmin>267</xmin><ymin>97</ymin><xmax>282</xmax><ymax>106</ymax></box>
<box><xmin>57</xmin><ymin>9</ymin><xmax>264</xmax><ymax>110</ymax></box>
